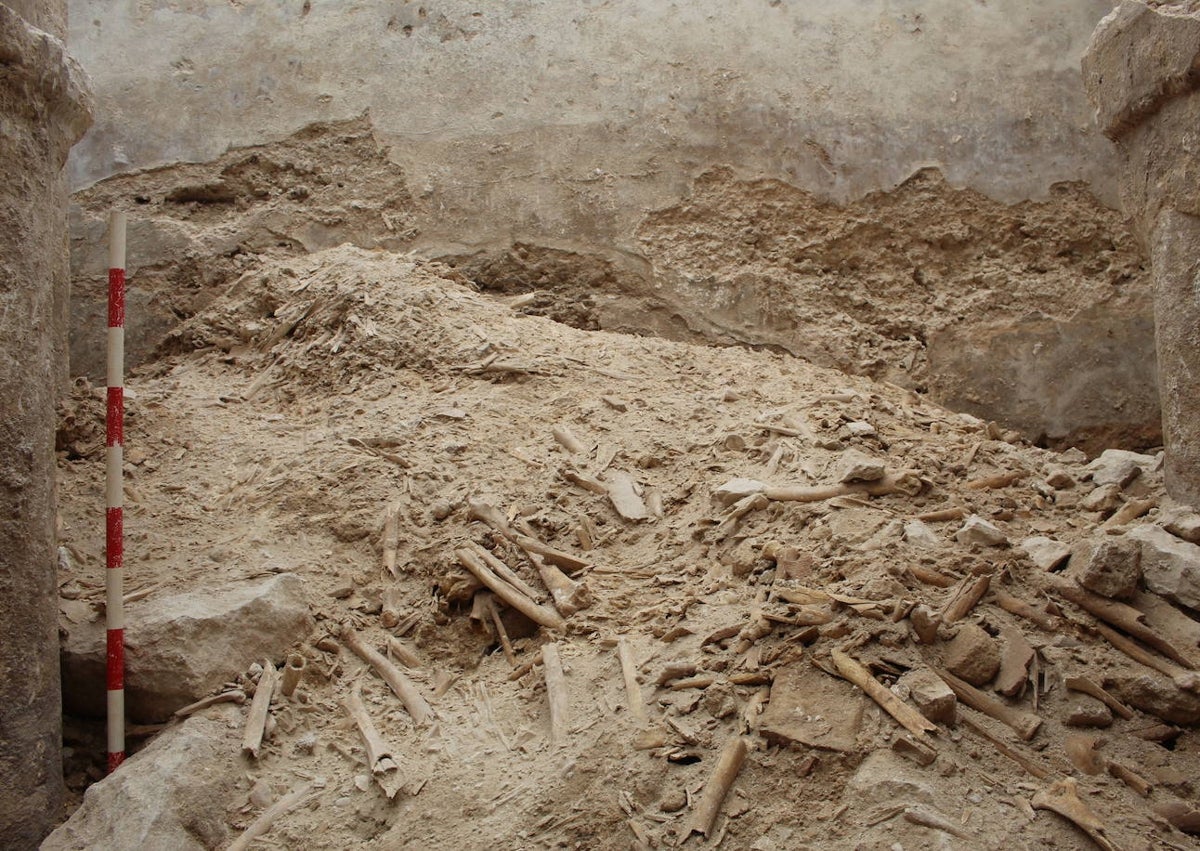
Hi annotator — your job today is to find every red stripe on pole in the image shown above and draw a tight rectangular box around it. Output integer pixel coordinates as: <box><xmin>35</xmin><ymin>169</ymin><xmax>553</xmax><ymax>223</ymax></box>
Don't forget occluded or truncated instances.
<box><xmin>106</xmin><ymin>506</ymin><xmax>123</xmax><ymax>569</ymax></box>
<box><xmin>106</xmin><ymin>387</ymin><xmax>123</xmax><ymax>447</ymax></box>
<box><xmin>106</xmin><ymin>752</ymin><xmax>125</xmax><ymax>773</ymax></box>
<box><xmin>107</xmin><ymin>268</ymin><xmax>125</xmax><ymax>328</ymax></box>
<box><xmin>106</xmin><ymin>629</ymin><xmax>124</xmax><ymax>690</ymax></box>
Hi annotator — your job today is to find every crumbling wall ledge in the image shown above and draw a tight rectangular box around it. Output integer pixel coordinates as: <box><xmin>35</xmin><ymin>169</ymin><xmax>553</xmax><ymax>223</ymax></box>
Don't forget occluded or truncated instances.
<box><xmin>1083</xmin><ymin>0</ymin><xmax>1200</xmax><ymax>506</ymax></box>
<box><xmin>0</xmin><ymin>2</ymin><xmax>92</xmax><ymax>847</ymax></box>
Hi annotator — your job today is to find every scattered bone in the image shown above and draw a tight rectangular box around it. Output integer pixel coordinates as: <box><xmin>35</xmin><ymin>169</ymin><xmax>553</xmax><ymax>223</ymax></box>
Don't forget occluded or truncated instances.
<box><xmin>942</xmin><ymin>573</ymin><xmax>991</xmax><ymax>624</ymax></box>
<box><xmin>483</xmin><ymin>594</ymin><xmax>517</xmax><ymax>667</ymax></box>
<box><xmin>933</xmin><ymin>668</ymin><xmax>1042</xmax><ymax>740</ymax></box>
<box><xmin>552</xmin><ymin>424</ymin><xmax>587</xmax><ymax>455</ymax></box>
<box><xmin>903</xmin><ymin>804</ymin><xmax>971</xmax><ymax>839</ymax></box>
<box><xmin>915</xmin><ymin>506</ymin><xmax>966</xmax><ymax>523</ymax></box>
<box><xmin>656</xmin><ymin>661</ymin><xmax>698</xmax><ymax>687</ymax></box>
<box><xmin>908</xmin><ymin>564</ymin><xmax>954</xmax><ymax>587</ymax></box>
<box><xmin>471</xmin><ymin>543</ymin><xmax>545</xmax><ymax>603</ymax></box>
<box><xmin>605</xmin><ymin>471</ymin><xmax>649</xmax><ymax>521</ymax></box>
<box><xmin>1107</xmin><ymin>761</ymin><xmax>1152</xmax><ymax>797</ymax></box>
<box><xmin>964</xmin><ymin>470</ymin><xmax>1025</xmax><ymax>490</ymax></box>
<box><xmin>1031</xmin><ymin>778</ymin><xmax>1122</xmax><ymax>851</ymax></box>
<box><xmin>173</xmin><ymin>688</ymin><xmax>246</xmax><ymax>719</ymax></box>
<box><xmin>1065</xmin><ymin>676</ymin><xmax>1134</xmax><ymax>720</ymax></box>
<box><xmin>455</xmin><ymin>547</ymin><xmax>564</xmax><ymax>630</ymax></box>
<box><xmin>381</xmin><ymin>501</ymin><xmax>402</xmax><ymax>577</ymax></box>
<box><xmin>339</xmin><ymin>624</ymin><xmax>433</xmax><ymax>725</ymax></box>
<box><xmin>830</xmin><ymin>649</ymin><xmax>937</xmax><ymax>743</ymax></box>
<box><xmin>562</xmin><ymin>468</ymin><xmax>607</xmax><ymax>495</ymax></box>
<box><xmin>227</xmin><ymin>784</ymin><xmax>315</xmax><ymax>851</ymax></box>
<box><xmin>386</xmin><ymin>636</ymin><xmax>421</xmax><ymax>669</ymax></box>
<box><xmin>1154</xmin><ymin>799</ymin><xmax>1200</xmax><ymax>835</ymax></box>
<box><xmin>380</xmin><ymin>587</ymin><xmax>403</xmax><ymax>628</ymax></box>
<box><xmin>242</xmin><ymin>659</ymin><xmax>278</xmax><ymax>759</ymax></box>
<box><xmin>1101</xmin><ymin>497</ymin><xmax>1157</xmax><ymax>530</ymax></box>
<box><xmin>617</xmin><ymin>637</ymin><xmax>649</xmax><ymax>725</ymax></box>
<box><xmin>344</xmin><ymin>685</ymin><xmax>405</xmax><ymax>799</ymax></box>
<box><xmin>1052</xmin><ymin>579</ymin><xmax>1196</xmax><ymax>669</ymax></box>
<box><xmin>543</xmin><ymin>642</ymin><xmax>570</xmax><ymax>746</ymax></box>
<box><xmin>530</xmin><ymin>551</ymin><xmax>591</xmax><ymax>616</ymax></box>
<box><xmin>892</xmin><ymin>734</ymin><xmax>938</xmax><ymax>767</ymax></box>
<box><xmin>763</xmin><ymin>470</ymin><xmax>923</xmax><ymax>503</ymax></box>
<box><xmin>681</xmin><ymin>736</ymin><xmax>749</xmax><ymax>841</ymax></box>
<box><xmin>993</xmin><ymin>589</ymin><xmax>1061</xmax><ymax>631</ymax></box>
<box><xmin>960</xmin><ymin>711</ymin><xmax>1053</xmax><ymax>780</ymax></box>
<box><xmin>280</xmin><ymin>653</ymin><xmax>306</xmax><ymax>698</ymax></box>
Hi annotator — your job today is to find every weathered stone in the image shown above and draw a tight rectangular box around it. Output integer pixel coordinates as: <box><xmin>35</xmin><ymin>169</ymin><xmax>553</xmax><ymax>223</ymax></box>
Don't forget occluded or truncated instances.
<box><xmin>1045</xmin><ymin>468</ymin><xmax>1076</xmax><ymax>490</ymax></box>
<box><xmin>757</xmin><ymin>664</ymin><xmax>864</xmax><ymax>753</ymax></box>
<box><xmin>943</xmin><ymin>623</ymin><xmax>1001</xmax><ymax>687</ymax></box>
<box><xmin>1106</xmin><ymin>670</ymin><xmax>1200</xmax><ymax>726</ymax></box>
<box><xmin>1087</xmin><ymin>448</ymin><xmax>1156</xmax><ymax>488</ymax></box>
<box><xmin>835</xmin><ymin>448</ymin><xmax>886</xmax><ymax>483</ymax></box>
<box><xmin>62</xmin><ymin>573</ymin><xmax>312</xmax><ymax>721</ymax></box>
<box><xmin>1126</xmin><ymin>524</ymin><xmax>1200</xmax><ymax>610</ymax></box>
<box><xmin>896</xmin><ymin>667</ymin><xmax>956</xmax><ymax>723</ymax></box>
<box><xmin>845</xmin><ymin>750</ymin><xmax>935</xmax><ymax>806</ymax></box>
<box><xmin>0</xmin><ymin>4</ymin><xmax>93</xmax><ymax>845</ymax></box>
<box><xmin>1163</xmin><ymin>507</ymin><xmax>1200</xmax><ymax>544</ymax></box>
<box><xmin>954</xmin><ymin>515</ymin><xmax>1008</xmax><ymax>547</ymax></box>
<box><xmin>1021</xmin><ymin>536</ymin><xmax>1071</xmax><ymax>571</ymax></box>
<box><xmin>1081</xmin><ymin>483</ymin><xmax>1123</xmax><ymax>513</ymax></box>
<box><xmin>902</xmin><ymin>520</ymin><xmax>942</xmax><ymax>550</ymax></box>
<box><xmin>994</xmin><ymin>625</ymin><xmax>1035</xmax><ymax>697</ymax></box>
<box><xmin>41</xmin><ymin>714</ymin><xmax>239</xmax><ymax>851</ymax></box>
<box><xmin>1083</xmin><ymin>2</ymin><xmax>1200</xmax><ymax>506</ymax></box>
<box><xmin>1070</xmin><ymin>537</ymin><xmax>1142</xmax><ymax>599</ymax></box>
<box><xmin>909</xmin><ymin>604</ymin><xmax>940</xmax><ymax>645</ymax></box>
<box><xmin>1065</xmin><ymin>697</ymin><xmax>1114</xmax><ymax>729</ymax></box>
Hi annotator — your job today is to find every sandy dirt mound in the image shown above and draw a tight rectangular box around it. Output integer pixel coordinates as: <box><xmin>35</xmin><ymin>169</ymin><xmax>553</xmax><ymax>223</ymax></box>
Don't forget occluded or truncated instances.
<box><xmin>53</xmin><ymin>246</ymin><xmax>1200</xmax><ymax>850</ymax></box>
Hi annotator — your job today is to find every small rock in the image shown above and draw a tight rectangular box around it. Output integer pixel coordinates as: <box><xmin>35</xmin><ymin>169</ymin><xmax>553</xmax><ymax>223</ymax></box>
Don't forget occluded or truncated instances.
<box><xmin>954</xmin><ymin>515</ymin><xmax>1008</xmax><ymax>547</ymax></box>
<box><xmin>659</xmin><ymin>789</ymin><xmax>687</xmax><ymax>813</ymax></box>
<box><xmin>1021</xmin><ymin>536</ymin><xmax>1070</xmax><ymax>571</ymax></box>
<box><xmin>943</xmin><ymin>623</ymin><xmax>1000</xmax><ymax>686</ymax></box>
<box><xmin>1065</xmin><ymin>697</ymin><xmax>1114</xmax><ymax>728</ymax></box>
<box><xmin>909</xmin><ymin>605</ymin><xmax>940</xmax><ymax>644</ymax></box>
<box><xmin>712</xmin><ymin>478</ymin><xmax>766</xmax><ymax>507</ymax></box>
<box><xmin>1044</xmin><ymin>468</ymin><xmax>1076</xmax><ymax>490</ymax></box>
<box><xmin>844</xmin><ymin>420</ymin><xmax>877</xmax><ymax>438</ymax></box>
<box><xmin>430</xmin><ymin>499</ymin><xmax>453</xmax><ymax>521</ymax></box>
<box><xmin>703</xmin><ymin>681</ymin><xmax>737</xmax><ymax>719</ymax></box>
<box><xmin>897</xmin><ymin>668</ymin><xmax>956</xmax><ymax>723</ymax></box>
<box><xmin>1126</xmin><ymin>525</ymin><xmax>1200</xmax><ymax>609</ymax></box>
<box><xmin>845</xmin><ymin>750</ymin><xmax>935</xmax><ymax>806</ymax></box>
<box><xmin>903</xmin><ymin>520</ymin><xmax>942</xmax><ymax>550</ymax></box>
<box><xmin>836</xmin><ymin>449</ymin><xmax>886</xmax><ymax>483</ymax></box>
<box><xmin>1081</xmin><ymin>483</ymin><xmax>1123</xmax><ymax>513</ymax></box>
<box><xmin>1088</xmin><ymin>449</ymin><xmax>1157</xmax><ymax>488</ymax></box>
<box><xmin>1071</xmin><ymin>537</ymin><xmax>1141</xmax><ymax>599</ymax></box>
<box><xmin>994</xmin><ymin>625</ymin><xmax>1035</xmax><ymax>698</ymax></box>
<box><xmin>1162</xmin><ymin>508</ymin><xmax>1200</xmax><ymax>544</ymax></box>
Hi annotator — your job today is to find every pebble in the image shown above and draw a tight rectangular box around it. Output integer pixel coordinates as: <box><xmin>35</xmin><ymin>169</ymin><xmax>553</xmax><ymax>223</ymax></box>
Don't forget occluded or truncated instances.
<box><xmin>943</xmin><ymin>623</ymin><xmax>1000</xmax><ymax>686</ymax></box>
<box><xmin>1065</xmin><ymin>697</ymin><xmax>1114</xmax><ymax>728</ymax></box>
<box><xmin>954</xmin><ymin>515</ymin><xmax>1008</xmax><ymax>547</ymax></box>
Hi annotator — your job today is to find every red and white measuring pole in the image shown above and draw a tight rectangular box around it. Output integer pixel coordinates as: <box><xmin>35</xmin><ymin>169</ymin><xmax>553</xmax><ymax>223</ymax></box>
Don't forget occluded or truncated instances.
<box><xmin>106</xmin><ymin>211</ymin><xmax>126</xmax><ymax>772</ymax></box>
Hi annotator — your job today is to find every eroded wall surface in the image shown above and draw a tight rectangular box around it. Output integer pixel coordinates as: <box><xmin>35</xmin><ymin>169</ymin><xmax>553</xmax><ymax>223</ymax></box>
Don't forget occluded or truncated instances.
<box><xmin>66</xmin><ymin>0</ymin><xmax>1157</xmax><ymax>448</ymax></box>
<box><xmin>0</xmin><ymin>2</ymin><xmax>91</xmax><ymax>846</ymax></box>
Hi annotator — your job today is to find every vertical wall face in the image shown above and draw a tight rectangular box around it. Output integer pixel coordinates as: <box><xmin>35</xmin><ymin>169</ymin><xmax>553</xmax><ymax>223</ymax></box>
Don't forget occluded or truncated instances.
<box><xmin>0</xmin><ymin>2</ymin><xmax>91</xmax><ymax>846</ymax></box>
<box><xmin>1083</xmin><ymin>1</ymin><xmax>1200</xmax><ymax>507</ymax></box>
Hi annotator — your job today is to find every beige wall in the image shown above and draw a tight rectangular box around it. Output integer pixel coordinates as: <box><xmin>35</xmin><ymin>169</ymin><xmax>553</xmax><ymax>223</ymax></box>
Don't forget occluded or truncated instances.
<box><xmin>69</xmin><ymin>0</ymin><xmax>1120</xmax><ymax>252</ymax></box>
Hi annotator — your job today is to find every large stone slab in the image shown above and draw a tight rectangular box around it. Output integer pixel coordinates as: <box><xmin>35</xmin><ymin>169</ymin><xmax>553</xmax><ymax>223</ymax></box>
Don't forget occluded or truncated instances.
<box><xmin>1126</xmin><ymin>525</ymin><xmax>1200</xmax><ymax>611</ymax></box>
<box><xmin>757</xmin><ymin>664</ymin><xmax>864</xmax><ymax>753</ymax></box>
<box><xmin>62</xmin><ymin>573</ymin><xmax>312</xmax><ymax>722</ymax></box>
<box><xmin>41</xmin><ymin>714</ymin><xmax>239</xmax><ymax>851</ymax></box>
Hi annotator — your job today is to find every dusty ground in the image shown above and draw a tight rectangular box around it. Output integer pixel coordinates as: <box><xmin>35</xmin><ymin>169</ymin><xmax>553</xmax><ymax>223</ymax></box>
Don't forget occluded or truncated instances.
<box><xmin>49</xmin><ymin>245</ymin><xmax>1200</xmax><ymax>849</ymax></box>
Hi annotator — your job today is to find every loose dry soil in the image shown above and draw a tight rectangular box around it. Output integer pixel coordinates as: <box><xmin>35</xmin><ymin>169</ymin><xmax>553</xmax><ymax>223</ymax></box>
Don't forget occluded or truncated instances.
<box><xmin>50</xmin><ymin>244</ymin><xmax>1200</xmax><ymax>849</ymax></box>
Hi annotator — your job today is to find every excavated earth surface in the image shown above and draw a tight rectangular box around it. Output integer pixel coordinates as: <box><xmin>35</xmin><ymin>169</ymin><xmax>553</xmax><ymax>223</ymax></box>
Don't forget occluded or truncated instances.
<box><xmin>68</xmin><ymin>119</ymin><xmax>1158</xmax><ymax>456</ymax></box>
<box><xmin>47</xmin><ymin>245</ymin><xmax>1200</xmax><ymax>849</ymax></box>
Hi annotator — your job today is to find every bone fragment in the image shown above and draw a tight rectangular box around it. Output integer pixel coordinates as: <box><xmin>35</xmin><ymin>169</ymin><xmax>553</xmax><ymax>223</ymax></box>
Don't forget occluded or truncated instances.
<box><xmin>831</xmin><ymin>649</ymin><xmax>937</xmax><ymax>742</ymax></box>
<box><xmin>1031</xmin><ymin>778</ymin><xmax>1123</xmax><ymax>851</ymax></box>
<box><xmin>227</xmin><ymin>784</ymin><xmax>315</xmax><ymax>851</ymax></box>
<box><xmin>552</xmin><ymin>424</ymin><xmax>587</xmax><ymax>455</ymax></box>
<box><xmin>455</xmin><ymin>547</ymin><xmax>564</xmax><ymax>630</ymax></box>
<box><xmin>543</xmin><ymin>642</ymin><xmax>569</xmax><ymax>746</ymax></box>
<box><xmin>242</xmin><ymin>660</ymin><xmax>278</xmax><ymax>759</ymax></box>
<box><xmin>617</xmin><ymin>637</ymin><xmax>648</xmax><ymax>725</ymax></box>
<box><xmin>933</xmin><ymin>668</ymin><xmax>1042</xmax><ymax>740</ymax></box>
<box><xmin>280</xmin><ymin>653</ymin><xmax>306</xmax><ymax>698</ymax></box>
<box><xmin>340</xmin><ymin>624</ymin><xmax>433</xmax><ymax>725</ymax></box>
<box><xmin>344</xmin><ymin>685</ymin><xmax>405</xmax><ymax>798</ymax></box>
<box><xmin>941</xmin><ymin>573</ymin><xmax>991</xmax><ymax>624</ymax></box>
<box><xmin>605</xmin><ymin>471</ymin><xmax>649</xmax><ymax>521</ymax></box>
<box><xmin>682</xmin><ymin>736</ymin><xmax>749</xmax><ymax>840</ymax></box>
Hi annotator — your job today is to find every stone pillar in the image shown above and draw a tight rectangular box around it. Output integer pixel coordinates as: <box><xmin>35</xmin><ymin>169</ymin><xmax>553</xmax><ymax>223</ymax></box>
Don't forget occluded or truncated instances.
<box><xmin>0</xmin><ymin>3</ymin><xmax>91</xmax><ymax>847</ymax></box>
<box><xmin>1083</xmin><ymin>2</ymin><xmax>1200</xmax><ymax>507</ymax></box>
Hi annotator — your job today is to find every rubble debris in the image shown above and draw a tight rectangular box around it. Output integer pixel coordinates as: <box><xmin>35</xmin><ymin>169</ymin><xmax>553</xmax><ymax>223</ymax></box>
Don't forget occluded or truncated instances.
<box><xmin>954</xmin><ymin>515</ymin><xmax>1008</xmax><ymax>547</ymax></box>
